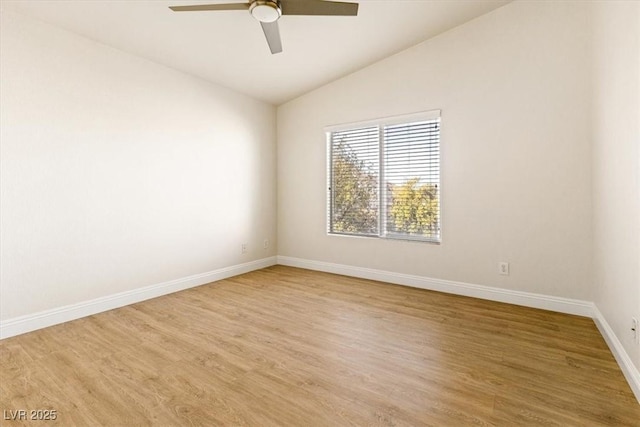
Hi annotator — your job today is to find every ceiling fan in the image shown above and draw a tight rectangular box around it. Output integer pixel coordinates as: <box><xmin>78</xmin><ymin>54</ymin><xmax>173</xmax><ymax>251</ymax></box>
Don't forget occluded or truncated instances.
<box><xmin>169</xmin><ymin>0</ymin><xmax>359</xmax><ymax>54</ymax></box>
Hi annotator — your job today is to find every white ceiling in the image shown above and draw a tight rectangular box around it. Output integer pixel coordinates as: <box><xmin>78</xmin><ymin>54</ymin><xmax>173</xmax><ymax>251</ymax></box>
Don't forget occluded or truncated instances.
<box><xmin>3</xmin><ymin>0</ymin><xmax>510</xmax><ymax>105</ymax></box>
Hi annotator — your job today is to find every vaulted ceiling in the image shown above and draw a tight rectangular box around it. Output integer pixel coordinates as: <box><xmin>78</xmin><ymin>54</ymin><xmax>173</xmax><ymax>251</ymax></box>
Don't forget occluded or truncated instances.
<box><xmin>3</xmin><ymin>0</ymin><xmax>510</xmax><ymax>105</ymax></box>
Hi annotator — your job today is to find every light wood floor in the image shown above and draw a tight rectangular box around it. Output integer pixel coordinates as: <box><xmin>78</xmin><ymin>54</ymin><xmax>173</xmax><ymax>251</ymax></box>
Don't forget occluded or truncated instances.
<box><xmin>1</xmin><ymin>266</ymin><xmax>639</xmax><ymax>426</ymax></box>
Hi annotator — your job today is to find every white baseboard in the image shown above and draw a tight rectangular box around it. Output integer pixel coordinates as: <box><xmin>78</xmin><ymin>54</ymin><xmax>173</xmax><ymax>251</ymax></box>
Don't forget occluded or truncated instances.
<box><xmin>593</xmin><ymin>306</ymin><xmax>640</xmax><ymax>403</ymax></box>
<box><xmin>0</xmin><ymin>256</ymin><xmax>277</xmax><ymax>339</ymax></box>
<box><xmin>277</xmin><ymin>256</ymin><xmax>594</xmax><ymax>317</ymax></box>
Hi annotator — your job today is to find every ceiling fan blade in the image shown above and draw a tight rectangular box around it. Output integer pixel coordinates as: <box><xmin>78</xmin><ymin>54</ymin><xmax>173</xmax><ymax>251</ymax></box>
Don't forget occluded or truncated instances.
<box><xmin>260</xmin><ymin>21</ymin><xmax>283</xmax><ymax>54</ymax></box>
<box><xmin>280</xmin><ymin>0</ymin><xmax>358</xmax><ymax>16</ymax></box>
<box><xmin>169</xmin><ymin>3</ymin><xmax>249</xmax><ymax>12</ymax></box>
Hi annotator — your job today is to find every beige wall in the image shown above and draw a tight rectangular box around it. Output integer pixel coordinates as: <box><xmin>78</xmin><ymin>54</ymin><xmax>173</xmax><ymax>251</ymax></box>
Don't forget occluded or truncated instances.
<box><xmin>277</xmin><ymin>1</ymin><xmax>593</xmax><ymax>300</ymax></box>
<box><xmin>592</xmin><ymin>1</ymin><xmax>640</xmax><ymax>371</ymax></box>
<box><xmin>0</xmin><ymin>10</ymin><xmax>277</xmax><ymax>320</ymax></box>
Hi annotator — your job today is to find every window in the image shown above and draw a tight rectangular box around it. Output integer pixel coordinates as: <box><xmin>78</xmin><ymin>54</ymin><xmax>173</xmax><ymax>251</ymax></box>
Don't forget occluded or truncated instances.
<box><xmin>327</xmin><ymin>110</ymin><xmax>441</xmax><ymax>243</ymax></box>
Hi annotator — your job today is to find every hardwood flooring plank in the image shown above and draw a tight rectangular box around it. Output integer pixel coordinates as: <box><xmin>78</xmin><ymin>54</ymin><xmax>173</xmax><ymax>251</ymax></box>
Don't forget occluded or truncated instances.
<box><xmin>1</xmin><ymin>265</ymin><xmax>638</xmax><ymax>426</ymax></box>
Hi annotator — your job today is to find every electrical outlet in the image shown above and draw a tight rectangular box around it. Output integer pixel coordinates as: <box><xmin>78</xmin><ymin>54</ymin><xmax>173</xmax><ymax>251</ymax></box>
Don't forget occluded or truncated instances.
<box><xmin>498</xmin><ymin>262</ymin><xmax>509</xmax><ymax>276</ymax></box>
<box><xmin>632</xmin><ymin>318</ymin><xmax>638</xmax><ymax>344</ymax></box>
<box><xmin>241</xmin><ymin>243</ymin><xmax>247</xmax><ymax>254</ymax></box>
<box><xmin>263</xmin><ymin>239</ymin><xmax>269</xmax><ymax>250</ymax></box>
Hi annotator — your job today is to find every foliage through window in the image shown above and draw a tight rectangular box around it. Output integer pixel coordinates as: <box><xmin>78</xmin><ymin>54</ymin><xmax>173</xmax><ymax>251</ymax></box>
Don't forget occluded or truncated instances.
<box><xmin>327</xmin><ymin>111</ymin><xmax>441</xmax><ymax>242</ymax></box>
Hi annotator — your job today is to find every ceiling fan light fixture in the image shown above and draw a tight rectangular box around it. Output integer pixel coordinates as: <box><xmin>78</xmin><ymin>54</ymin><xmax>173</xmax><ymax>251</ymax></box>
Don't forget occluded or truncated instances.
<box><xmin>250</xmin><ymin>0</ymin><xmax>281</xmax><ymax>23</ymax></box>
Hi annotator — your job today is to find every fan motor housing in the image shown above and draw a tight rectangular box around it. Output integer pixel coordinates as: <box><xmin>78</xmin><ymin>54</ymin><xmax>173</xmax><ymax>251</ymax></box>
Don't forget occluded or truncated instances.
<box><xmin>250</xmin><ymin>0</ymin><xmax>282</xmax><ymax>23</ymax></box>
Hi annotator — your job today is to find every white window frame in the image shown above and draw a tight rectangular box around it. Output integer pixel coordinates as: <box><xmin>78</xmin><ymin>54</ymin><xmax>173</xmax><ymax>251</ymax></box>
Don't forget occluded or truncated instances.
<box><xmin>325</xmin><ymin>110</ymin><xmax>441</xmax><ymax>244</ymax></box>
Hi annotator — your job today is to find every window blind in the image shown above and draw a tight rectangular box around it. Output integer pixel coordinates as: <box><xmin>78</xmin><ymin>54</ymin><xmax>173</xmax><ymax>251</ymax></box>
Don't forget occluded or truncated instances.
<box><xmin>328</xmin><ymin>126</ymin><xmax>379</xmax><ymax>236</ymax></box>
<box><xmin>327</xmin><ymin>111</ymin><xmax>441</xmax><ymax>243</ymax></box>
<box><xmin>383</xmin><ymin>119</ymin><xmax>440</xmax><ymax>241</ymax></box>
